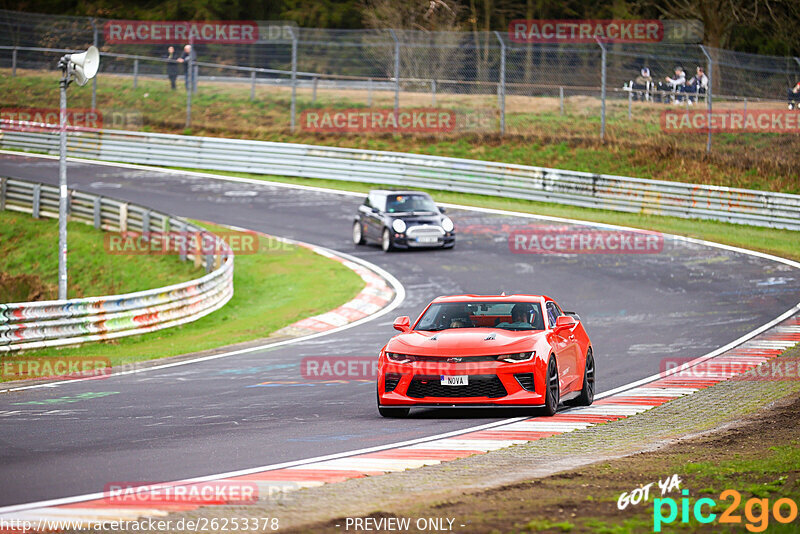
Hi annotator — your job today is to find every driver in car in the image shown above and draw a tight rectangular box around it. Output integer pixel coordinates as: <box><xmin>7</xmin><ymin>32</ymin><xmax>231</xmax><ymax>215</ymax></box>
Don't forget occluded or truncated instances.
<box><xmin>496</xmin><ymin>303</ymin><xmax>535</xmax><ymax>329</ymax></box>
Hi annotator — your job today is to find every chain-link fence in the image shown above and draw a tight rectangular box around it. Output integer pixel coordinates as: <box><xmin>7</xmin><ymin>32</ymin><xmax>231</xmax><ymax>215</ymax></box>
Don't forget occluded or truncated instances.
<box><xmin>2</xmin><ymin>8</ymin><xmax>800</xmax><ymax>162</ymax></box>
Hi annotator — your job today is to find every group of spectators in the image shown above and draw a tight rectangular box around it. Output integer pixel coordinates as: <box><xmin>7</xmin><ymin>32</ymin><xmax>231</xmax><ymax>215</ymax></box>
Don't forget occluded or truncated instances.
<box><xmin>628</xmin><ymin>65</ymin><xmax>708</xmax><ymax>104</ymax></box>
<box><xmin>164</xmin><ymin>44</ymin><xmax>196</xmax><ymax>90</ymax></box>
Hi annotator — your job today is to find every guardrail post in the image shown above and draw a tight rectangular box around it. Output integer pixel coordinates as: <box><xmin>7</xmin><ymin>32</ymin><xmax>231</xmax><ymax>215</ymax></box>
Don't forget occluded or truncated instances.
<box><xmin>289</xmin><ymin>27</ymin><xmax>297</xmax><ymax>133</ymax></box>
<box><xmin>119</xmin><ymin>203</ymin><xmax>128</xmax><ymax>232</ymax></box>
<box><xmin>389</xmin><ymin>29</ymin><xmax>400</xmax><ymax>115</ymax></box>
<box><xmin>743</xmin><ymin>98</ymin><xmax>747</xmax><ymax>115</ymax></box>
<box><xmin>133</xmin><ymin>58</ymin><xmax>138</xmax><ymax>89</ymax></box>
<box><xmin>559</xmin><ymin>87</ymin><xmax>564</xmax><ymax>115</ymax></box>
<box><xmin>142</xmin><ymin>209</ymin><xmax>150</xmax><ymax>238</ymax></box>
<box><xmin>193</xmin><ymin>64</ymin><xmax>199</xmax><ymax>93</ymax></box>
<box><xmin>367</xmin><ymin>78</ymin><xmax>373</xmax><ymax>106</ymax></box>
<box><xmin>176</xmin><ymin>221</ymin><xmax>187</xmax><ymax>262</ymax></box>
<box><xmin>596</xmin><ymin>38</ymin><xmax>607</xmax><ymax>143</ymax></box>
<box><xmin>312</xmin><ymin>76</ymin><xmax>318</xmax><ymax>103</ymax></box>
<box><xmin>0</xmin><ymin>177</ymin><xmax>6</xmax><ymax>211</ymax></box>
<box><xmin>93</xmin><ymin>196</ymin><xmax>101</xmax><ymax>228</ymax></box>
<box><xmin>11</xmin><ymin>47</ymin><xmax>17</xmax><ymax>77</ymax></box>
<box><xmin>431</xmin><ymin>79</ymin><xmax>436</xmax><ymax>106</ymax></box>
<box><xmin>250</xmin><ymin>71</ymin><xmax>256</xmax><ymax>101</ymax></box>
<box><xmin>700</xmin><ymin>45</ymin><xmax>713</xmax><ymax>154</ymax></box>
<box><xmin>494</xmin><ymin>31</ymin><xmax>506</xmax><ymax>137</ymax></box>
<box><xmin>32</xmin><ymin>184</ymin><xmax>41</xmax><ymax>219</ymax></box>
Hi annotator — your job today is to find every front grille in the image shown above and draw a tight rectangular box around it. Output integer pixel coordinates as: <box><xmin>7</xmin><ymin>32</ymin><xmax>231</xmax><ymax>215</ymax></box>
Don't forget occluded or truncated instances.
<box><xmin>384</xmin><ymin>373</ymin><xmax>401</xmax><ymax>392</ymax></box>
<box><xmin>406</xmin><ymin>225</ymin><xmax>445</xmax><ymax>238</ymax></box>
<box><xmin>409</xmin><ymin>354</ymin><xmax>499</xmax><ymax>363</ymax></box>
<box><xmin>514</xmin><ymin>373</ymin><xmax>536</xmax><ymax>392</ymax></box>
<box><xmin>407</xmin><ymin>374</ymin><xmax>507</xmax><ymax>398</ymax></box>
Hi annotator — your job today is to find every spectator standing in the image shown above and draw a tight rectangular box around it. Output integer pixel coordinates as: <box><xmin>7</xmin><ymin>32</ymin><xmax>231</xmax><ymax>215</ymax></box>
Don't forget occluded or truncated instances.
<box><xmin>164</xmin><ymin>46</ymin><xmax>179</xmax><ymax>90</ymax></box>
<box><xmin>178</xmin><ymin>44</ymin><xmax>195</xmax><ymax>90</ymax></box>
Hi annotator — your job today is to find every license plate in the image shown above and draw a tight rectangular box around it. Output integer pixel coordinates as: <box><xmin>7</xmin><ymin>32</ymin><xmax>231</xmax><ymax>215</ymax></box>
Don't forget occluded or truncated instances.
<box><xmin>441</xmin><ymin>375</ymin><xmax>468</xmax><ymax>386</ymax></box>
<box><xmin>417</xmin><ymin>236</ymin><xmax>438</xmax><ymax>243</ymax></box>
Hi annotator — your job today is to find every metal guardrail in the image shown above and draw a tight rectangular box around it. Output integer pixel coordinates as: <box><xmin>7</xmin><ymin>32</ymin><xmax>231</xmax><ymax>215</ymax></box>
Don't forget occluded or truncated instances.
<box><xmin>0</xmin><ymin>176</ymin><xmax>234</xmax><ymax>353</ymax></box>
<box><xmin>1</xmin><ymin>125</ymin><xmax>799</xmax><ymax>230</ymax></box>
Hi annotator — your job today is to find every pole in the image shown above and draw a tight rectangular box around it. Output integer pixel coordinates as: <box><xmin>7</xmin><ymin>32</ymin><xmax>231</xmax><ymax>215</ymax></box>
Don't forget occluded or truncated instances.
<box><xmin>628</xmin><ymin>89</ymin><xmax>632</xmax><ymax>119</ymax></box>
<box><xmin>193</xmin><ymin>64</ymin><xmax>198</xmax><ymax>93</ymax></box>
<box><xmin>58</xmin><ymin>63</ymin><xmax>70</xmax><ymax>300</ymax></box>
<box><xmin>11</xmin><ymin>47</ymin><xmax>17</xmax><ymax>77</ymax></box>
<box><xmin>559</xmin><ymin>86</ymin><xmax>564</xmax><ymax>115</ymax></box>
<box><xmin>91</xmin><ymin>19</ymin><xmax>98</xmax><ymax>110</ymax></box>
<box><xmin>700</xmin><ymin>45</ymin><xmax>713</xmax><ymax>154</ymax></box>
<box><xmin>133</xmin><ymin>58</ymin><xmax>138</xmax><ymax>89</ymax></box>
<box><xmin>290</xmin><ymin>27</ymin><xmax>297</xmax><ymax>133</ymax></box>
<box><xmin>250</xmin><ymin>71</ymin><xmax>256</xmax><ymax>100</ymax></box>
<box><xmin>312</xmin><ymin>76</ymin><xmax>318</xmax><ymax>103</ymax></box>
<box><xmin>367</xmin><ymin>78</ymin><xmax>373</xmax><ymax>106</ymax></box>
<box><xmin>494</xmin><ymin>31</ymin><xmax>505</xmax><ymax>137</ymax></box>
<box><xmin>431</xmin><ymin>79</ymin><xmax>436</xmax><ymax>106</ymax></box>
<box><xmin>596</xmin><ymin>38</ymin><xmax>607</xmax><ymax>142</ymax></box>
<box><xmin>389</xmin><ymin>29</ymin><xmax>399</xmax><ymax>115</ymax></box>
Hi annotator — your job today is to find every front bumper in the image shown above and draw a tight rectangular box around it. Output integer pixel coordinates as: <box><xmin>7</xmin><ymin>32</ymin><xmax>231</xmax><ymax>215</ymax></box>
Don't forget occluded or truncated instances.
<box><xmin>391</xmin><ymin>228</ymin><xmax>455</xmax><ymax>249</ymax></box>
<box><xmin>378</xmin><ymin>360</ymin><xmax>545</xmax><ymax>406</ymax></box>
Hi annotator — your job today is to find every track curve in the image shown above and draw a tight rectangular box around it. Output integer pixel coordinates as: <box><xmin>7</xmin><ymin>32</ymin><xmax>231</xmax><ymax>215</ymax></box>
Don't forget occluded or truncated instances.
<box><xmin>0</xmin><ymin>152</ymin><xmax>798</xmax><ymax>508</ymax></box>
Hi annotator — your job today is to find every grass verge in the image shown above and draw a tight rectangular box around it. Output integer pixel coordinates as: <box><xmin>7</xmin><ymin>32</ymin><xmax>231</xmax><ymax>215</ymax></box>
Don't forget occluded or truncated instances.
<box><xmin>172</xmin><ymin>168</ymin><xmax>800</xmax><ymax>262</ymax></box>
<box><xmin>2</xmin><ymin>220</ymin><xmax>365</xmax><ymax>375</ymax></box>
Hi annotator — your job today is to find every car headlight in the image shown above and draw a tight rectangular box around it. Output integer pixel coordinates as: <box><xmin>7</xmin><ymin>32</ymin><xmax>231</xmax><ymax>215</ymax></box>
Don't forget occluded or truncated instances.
<box><xmin>392</xmin><ymin>219</ymin><xmax>407</xmax><ymax>233</ymax></box>
<box><xmin>441</xmin><ymin>217</ymin><xmax>454</xmax><ymax>233</ymax></box>
<box><xmin>497</xmin><ymin>351</ymin><xmax>534</xmax><ymax>363</ymax></box>
<box><xmin>386</xmin><ymin>352</ymin><xmax>414</xmax><ymax>364</ymax></box>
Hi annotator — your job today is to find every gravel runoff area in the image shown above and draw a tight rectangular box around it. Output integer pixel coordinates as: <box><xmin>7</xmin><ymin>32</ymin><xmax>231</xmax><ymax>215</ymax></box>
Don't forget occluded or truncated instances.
<box><xmin>94</xmin><ymin>342</ymin><xmax>800</xmax><ymax>534</ymax></box>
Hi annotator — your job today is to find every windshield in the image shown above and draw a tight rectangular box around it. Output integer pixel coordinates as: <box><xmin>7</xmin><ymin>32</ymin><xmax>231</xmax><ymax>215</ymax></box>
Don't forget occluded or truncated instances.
<box><xmin>416</xmin><ymin>301</ymin><xmax>545</xmax><ymax>331</ymax></box>
<box><xmin>386</xmin><ymin>194</ymin><xmax>438</xmax><ymax>214</ymax></box>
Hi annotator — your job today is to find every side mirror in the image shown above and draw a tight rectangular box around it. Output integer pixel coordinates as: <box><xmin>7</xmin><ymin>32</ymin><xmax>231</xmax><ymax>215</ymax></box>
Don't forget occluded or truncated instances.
<box><xmin>393</xmin><ymin>316</ymin><xmax>411</xmax><ymax>333</ymax></box>
<box><xmin>554</xmin><ymin>315</ymin><xmax>576</xmax><ymax>330</ymax></box>
<box><xmin>371</xmin><ymin>206</ymin><xmax>380</xmax><ymax>213</ymax></box>
<box><xmin>438</xmin><ymin>206</ymin><xmax>446</xmax><ymax>214</ymax></box>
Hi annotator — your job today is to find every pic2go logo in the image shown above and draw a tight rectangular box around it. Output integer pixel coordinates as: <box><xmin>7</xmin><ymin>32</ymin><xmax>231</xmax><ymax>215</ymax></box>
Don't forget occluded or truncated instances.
<box><xmin>653</xmin><ymin>489</ymin><xmax>799</xmax><ymax>532</ymax></box>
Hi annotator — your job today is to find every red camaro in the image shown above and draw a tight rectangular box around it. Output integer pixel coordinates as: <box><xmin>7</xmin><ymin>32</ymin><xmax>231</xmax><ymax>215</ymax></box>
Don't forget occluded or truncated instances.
<box><xmin>377</xmin><ymin>295</ymin><xmax>594</xmax><ymax>417</ymax></box>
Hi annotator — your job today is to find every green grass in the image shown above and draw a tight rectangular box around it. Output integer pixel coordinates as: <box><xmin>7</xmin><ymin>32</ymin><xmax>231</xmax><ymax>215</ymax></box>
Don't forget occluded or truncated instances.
<box><xmin>173</xmin><ymin>168</ymin><xmax>800</xmax><ymax>262</ymax></box>
<box><xmin>2</xmin><ymin>68</ymin><xmax>798</xmax><ymax>194</ymax></box>
<box><xmin>9</xmin><ymin>221</ymin><xmax>365</xmax><ymax>369</ymax></box>
<box><xmin>0</xmin><ymin>210</ymin><xmax>199</xmax><ymax>301</ymax></box>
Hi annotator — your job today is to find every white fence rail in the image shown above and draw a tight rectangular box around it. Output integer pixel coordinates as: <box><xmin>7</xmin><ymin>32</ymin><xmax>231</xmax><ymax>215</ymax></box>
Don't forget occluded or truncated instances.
<box><xmin>1</xmin><ymin>126</ymin><xmax>799</xmax><ymax>230</ymax></box>
<box><xmin>0</xmin><ymin>176</ymin><xmax>234</xmax><ymax>353</ymax></box>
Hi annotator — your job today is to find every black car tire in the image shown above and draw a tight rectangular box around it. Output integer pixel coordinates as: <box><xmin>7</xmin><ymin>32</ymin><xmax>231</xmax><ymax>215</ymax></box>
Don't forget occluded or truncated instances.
<box><xmin>381</xmin><ymin>228</ymin><xmax>395</xmax><ymax>252</ymax></box>
<box><xmin>378</xmin><ymin>406</ymin><xmax>410</xmax><ymax>418</ymax></box>
<box><xmin>568</xmin><ymin>348</ymin><xmax>595</xmax><ymax>407</ymax></box>
<box><xmin>541</xmin><ymin>356</ymin><xmax>560</xmax><ymax>416</ymax></box>
<box><xmin>352</xmin><ymin>221</ymin><xmax>365</xmax><ymax>245</ymax></box>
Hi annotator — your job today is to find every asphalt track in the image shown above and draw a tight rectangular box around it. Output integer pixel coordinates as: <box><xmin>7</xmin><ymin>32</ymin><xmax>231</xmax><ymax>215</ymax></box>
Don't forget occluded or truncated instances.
<box><xmin>0</xmin><ymin>152</ymin><xmax>798</xmax><ymax>508</ymax></box>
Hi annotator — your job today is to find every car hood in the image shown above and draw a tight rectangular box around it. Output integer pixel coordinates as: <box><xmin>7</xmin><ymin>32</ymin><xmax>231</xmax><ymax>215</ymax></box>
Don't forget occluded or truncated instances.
<box><xmin>386</xmin><ymin>328</ymin><xmax>541</xmax><ymax>356</ymax></box>
<box><xmin>389</xmin><ymin>214</ymin><xmax>442</xmax><ymax>225</ymax></box>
